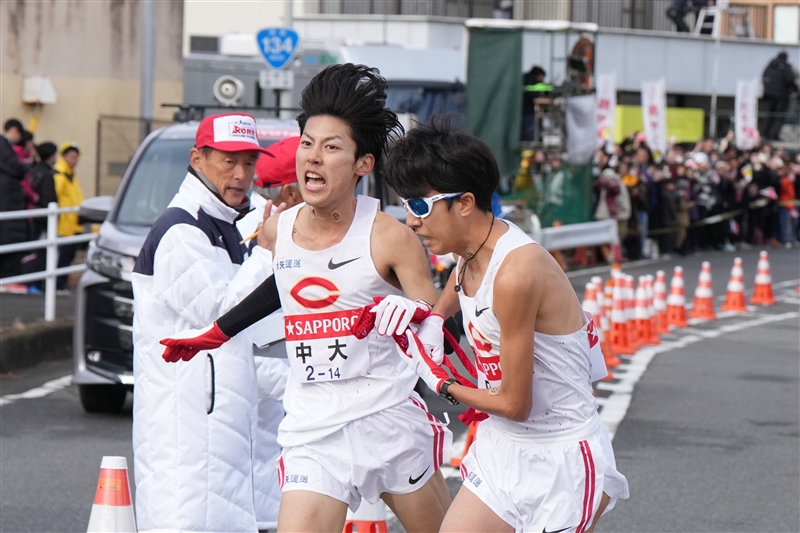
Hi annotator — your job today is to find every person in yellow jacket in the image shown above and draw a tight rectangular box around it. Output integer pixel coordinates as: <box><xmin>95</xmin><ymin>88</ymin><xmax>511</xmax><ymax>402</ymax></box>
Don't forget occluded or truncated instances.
<box><xmin>53</xmin><ymin>142</ymin><xmax>84</xmax><ymax>292</ymax></box>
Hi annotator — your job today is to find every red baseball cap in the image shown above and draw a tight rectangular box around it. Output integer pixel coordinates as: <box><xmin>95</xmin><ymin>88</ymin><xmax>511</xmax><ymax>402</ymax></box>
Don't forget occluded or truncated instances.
<box><xmin>255</xmin><ymin>136</ymin><xmax>300</xmax><ymax>187</ymax></box>
<box><xmin>195</xmin><ymin>114</ymin><xmax>273</xmax><ymax>155</ymax></box>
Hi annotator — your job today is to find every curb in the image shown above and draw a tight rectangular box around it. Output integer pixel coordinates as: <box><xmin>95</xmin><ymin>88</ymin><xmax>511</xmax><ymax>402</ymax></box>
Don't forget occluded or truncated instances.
<box><xmin>0</xmin><ymin>320</ymin><xmax>73</xmax><ymax>373</ymax></box>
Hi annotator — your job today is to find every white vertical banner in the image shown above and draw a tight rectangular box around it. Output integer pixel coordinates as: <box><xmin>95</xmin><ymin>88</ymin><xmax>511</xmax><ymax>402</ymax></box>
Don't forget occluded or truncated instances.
<box><xmin>641</xmin><ymin>78</ymin><xmax>667</xmax><ymax>157</ymax></box>
<box><xmin>735</xmin><ymin>78</ymin><xmax>759</xmax><ymax>150</ymax></box>
<box><xmin>595</xmin><ymin>73</ymin><xmax>616</xmax><ymax>143</ymax></box>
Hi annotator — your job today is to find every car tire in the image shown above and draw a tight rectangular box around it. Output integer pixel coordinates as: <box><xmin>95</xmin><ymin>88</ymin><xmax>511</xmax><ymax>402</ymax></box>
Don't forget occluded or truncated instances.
<box><xmin>79</xmin><ymin>384</ymin><xmax>127</xmax><ymax>414</ymax></box>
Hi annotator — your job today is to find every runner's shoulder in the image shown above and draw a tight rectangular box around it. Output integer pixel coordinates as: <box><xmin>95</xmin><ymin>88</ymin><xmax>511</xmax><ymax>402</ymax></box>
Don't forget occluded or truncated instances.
<box><xmin>495</xmin><ymin>243</ymin><xmax>553</xmax><ymax>295</ymax></box>
<box><xmin>373</xmin><ymin>210</ymin><xmax>418</xmax><ymax>243</ymax></box>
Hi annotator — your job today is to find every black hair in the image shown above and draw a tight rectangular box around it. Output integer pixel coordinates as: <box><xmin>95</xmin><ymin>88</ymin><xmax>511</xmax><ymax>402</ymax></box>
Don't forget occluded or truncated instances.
<box><xmin>3</xmin><ymin>118</ymin><xmax>23</xmax><ymax>133</ymax></box>
<box><xmin>37</xmin><ymin>142</ymin><xmax>57</xmax><ymax>161</ymax></box>
<box><xmin>62</xmin><ymin>146</ymin><xmax>80</xmax><ymax>157</ymax></box>
<box><xmin>20</xmin><ymin>130</ymin><xmax>33</xmax><ymax>143</ymax></box>
<box><xmin>296</xmin><ymin>63</ymin><xmax>403</xmax><ymax>166</ymax></box>
<box><xmin>384</xmin><ymin>117</ymin><xmax>498</xmax><ymax>213</ymax></box>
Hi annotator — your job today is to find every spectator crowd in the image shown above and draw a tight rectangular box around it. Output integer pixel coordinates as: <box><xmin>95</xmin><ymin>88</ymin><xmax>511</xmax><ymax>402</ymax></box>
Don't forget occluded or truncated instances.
<box><xmin>528</xmin><ymin>133</ymin><xmax>800</xmax><ymax>264</ymax></box>
<box><xmin>0</xmin><ymin>117</ymin><xmax>85</xmax><ymax>294</ymax></box>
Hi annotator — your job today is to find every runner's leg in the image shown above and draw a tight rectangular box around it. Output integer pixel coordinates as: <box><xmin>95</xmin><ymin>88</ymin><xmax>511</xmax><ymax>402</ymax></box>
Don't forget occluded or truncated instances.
<box><xmin>440</xmin><ymin>486</ymin><xmax>513</xmax><ymax>533</ymax></box>
<box><xmin>382</xmin><ymin>470</ymin><xmax>451</xmax><ymax>533</ymax></box>
<box><xmin>584</xmin><ymin>492</ymin><xmax>611</xmax><ymax>533</ymax></box>
<box><xmin>276</xmin><ymin>490</ymin><xmax>348</xmax><ymax>533</ymax></box>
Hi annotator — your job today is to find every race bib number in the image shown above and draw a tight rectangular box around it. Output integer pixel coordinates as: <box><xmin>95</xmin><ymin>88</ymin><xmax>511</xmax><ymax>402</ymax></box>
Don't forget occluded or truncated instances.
<box><xmin>285</xmin><ymin>309</ymin><xmax>371</xmax><ymax>384</ymax></box>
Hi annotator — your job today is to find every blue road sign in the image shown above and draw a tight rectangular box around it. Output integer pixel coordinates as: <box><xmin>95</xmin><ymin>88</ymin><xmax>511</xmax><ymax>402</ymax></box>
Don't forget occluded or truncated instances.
<box><xmin>257</xmin><ymin>28</ymin><xmax>300</xmax><ymax>70</ymax></box>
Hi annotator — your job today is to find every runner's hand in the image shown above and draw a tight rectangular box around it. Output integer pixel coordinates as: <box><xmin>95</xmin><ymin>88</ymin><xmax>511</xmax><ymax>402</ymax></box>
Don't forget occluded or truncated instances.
<box><xmin>396</xmin><ymin>330</ymin><xmax>449</xmax><ymax>394</ymax></box>
<box><xmin>415</xmin><ymin>314</ymin><xmax>445</xmax><ymax>364</ymax></box>
<box><xmin>160</xmin><ymin>322</ymin><xmax>230</xmax><ymax>363</ymax></box>
<box><xmin>371</xmin><ymin>295</ymin><xmax>430</xmax><ymax>336</ymax></box>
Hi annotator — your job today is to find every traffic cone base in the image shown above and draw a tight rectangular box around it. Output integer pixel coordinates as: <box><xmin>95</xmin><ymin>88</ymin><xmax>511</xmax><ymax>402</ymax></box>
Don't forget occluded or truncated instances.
<box><xmin>344</xmin><ymin>499</ymin><xmax>389</xmax><ymax>533</ymax></box>
<box><xmin>720</xmin><ymin>291</ymin><xmax>746</xmax><ymax>312</ymax></box>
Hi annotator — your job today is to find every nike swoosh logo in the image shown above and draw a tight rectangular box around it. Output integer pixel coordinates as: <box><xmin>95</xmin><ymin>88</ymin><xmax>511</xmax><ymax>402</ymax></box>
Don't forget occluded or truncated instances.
<box><xmin>542</xmin><ymin>527</ymin><xmax>571</xmax><ymax>533</ymax></box>
<box><xmin>475</xmin><ymin>307</ymin><xmax>490</xmax><ymax>317</ymax></box>
<box><xmin>408</xmin><ymin>465</ymin><xmax>430</xmax><ymax>485</ymax></box>
<box><xmin>328</xmin><ymin>257</ymin><xmax>361</xmax><ymax>270</ymax></box>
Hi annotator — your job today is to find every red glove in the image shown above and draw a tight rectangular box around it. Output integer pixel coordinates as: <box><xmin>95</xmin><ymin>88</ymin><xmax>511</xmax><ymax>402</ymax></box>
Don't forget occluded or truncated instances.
<box><xmin>459</xmin><ymin>408</ymin><xmax>489</xmax><ymax>425</ymax></box>
<box><xmin>160</xmin><ymin>322</ymin><xmax>230</xmax><ymax>363</ymax></box>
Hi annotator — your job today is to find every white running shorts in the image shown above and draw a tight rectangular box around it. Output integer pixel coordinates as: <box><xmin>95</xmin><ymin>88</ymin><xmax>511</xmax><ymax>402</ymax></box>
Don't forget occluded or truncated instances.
<box><xmin>277</xmin><ymin>392</ymin><xmax>452</xmax><ymax>511</ymax></box>
<box><xmin>460</xmin><ymin>420</ymin><xmax>629</xmax><ymax>533</ymax></box>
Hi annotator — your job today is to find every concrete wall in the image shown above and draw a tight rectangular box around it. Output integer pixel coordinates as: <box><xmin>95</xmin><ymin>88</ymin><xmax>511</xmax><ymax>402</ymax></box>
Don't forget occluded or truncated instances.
<box><xmin>0</xmin><ymin>0</ymin><xmax>184</xmax><ymax>197</ymax></box>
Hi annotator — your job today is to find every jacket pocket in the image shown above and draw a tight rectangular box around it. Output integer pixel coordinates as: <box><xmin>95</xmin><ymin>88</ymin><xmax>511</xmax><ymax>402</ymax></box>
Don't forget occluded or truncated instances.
<box><xmin>206</xmin><ymin>353</ymin><xmax>216</xmax><ymax>414</ymax></box>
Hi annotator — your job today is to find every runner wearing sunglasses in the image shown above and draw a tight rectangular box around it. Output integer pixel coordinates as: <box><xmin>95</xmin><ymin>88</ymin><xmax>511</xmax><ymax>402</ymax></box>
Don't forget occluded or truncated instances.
<box><xmin>158</xmin><ymin>64</ymin><xmax>453</xmax><ymax>533</ymax></box>
<box><xmin>377</xmin><ymin>119</ymin><xmax>629</xmax><ymax>533</ymax></box>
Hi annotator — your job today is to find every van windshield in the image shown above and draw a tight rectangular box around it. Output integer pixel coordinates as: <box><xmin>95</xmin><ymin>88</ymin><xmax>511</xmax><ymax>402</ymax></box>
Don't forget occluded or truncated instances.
<box><xmin>115</xmin><ymin>138</ymin><xmax>195</xmax><ymax>226</ymax></box>
<box><xmin>114</xmin><ymin>137</ymin><xmax>281</xmax><ymax>227</ymax></box>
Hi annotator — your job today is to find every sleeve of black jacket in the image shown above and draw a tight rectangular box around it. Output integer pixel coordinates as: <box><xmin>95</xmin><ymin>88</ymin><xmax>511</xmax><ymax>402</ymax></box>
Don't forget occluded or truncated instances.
<box><xmin>0</xmin><ymin>138</ymin><xmax>29</xmax><ymax>180</ymax></box>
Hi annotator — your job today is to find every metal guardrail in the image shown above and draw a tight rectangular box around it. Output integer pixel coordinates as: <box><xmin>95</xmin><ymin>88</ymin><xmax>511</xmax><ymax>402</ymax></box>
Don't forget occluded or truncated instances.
<box><xmin>0</xmin><ymin>202</ymin><xmax>97</xmax><ymax>322</ymax></box>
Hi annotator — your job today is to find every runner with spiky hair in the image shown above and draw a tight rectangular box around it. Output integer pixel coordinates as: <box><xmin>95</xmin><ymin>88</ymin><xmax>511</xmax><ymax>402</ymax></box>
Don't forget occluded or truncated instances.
<box><xmin>160</xmin><ymin>64</ymin><xmax>453</xmax><ymax>533</ymax></box>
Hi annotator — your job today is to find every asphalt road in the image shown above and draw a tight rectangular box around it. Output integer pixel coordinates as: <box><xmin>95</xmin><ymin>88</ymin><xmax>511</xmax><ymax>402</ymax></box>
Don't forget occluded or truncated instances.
<box><xmin>0</xmin><ymin>247</ymin><xmax>798</xmax><ymax>533</ymax></box>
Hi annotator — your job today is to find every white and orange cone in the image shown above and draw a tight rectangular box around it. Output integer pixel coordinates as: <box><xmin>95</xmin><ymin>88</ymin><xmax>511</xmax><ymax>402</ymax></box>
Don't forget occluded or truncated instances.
<box><xmin>666</xmin><ymin>266</ymin><xmax>689</xmax><ymax>328</ymax></box>
<box><xmin>653</xmin><ymin>270</ymin><xmax>669</xmax><ymax>333</ymax></box>
<box><xmin>87</xmin><ymin>456</ymin><xmax>136</xmax><ymax>533</ymax></box>
<box><xmin>689</xmin><ymin>261</ymin><xmax>716</xmax><ymax>320</ymax></box>
<box><xmin>749</xmin><ymin>251</ymin><xmax>776</xmax><ymax>306</ymax></box>
<box><xmin>634</xmin><ymin>277</ymin><xmax>657</xmax><ymax>346</ymax></box>
<box><xmin>720</xmin><ymin>257</ymin><xmax>747</xmax><ymax>313</ymax></box>
<box><xmin>344</xmin><ymin>499</ymin><xmax>389</xmax><ymax>533</ymax></box>
<box><xmin>594</xmin><ymin>277</ymin><xmax>620</xmax><ymax>368</ymax></box>
<box><xmin>624</xmin><ymin>275</ymin><xmax>641</xmax><ymax>350</ymax></box>
<box><xmin>644</xmin><ymin>275</ymin><xmax>661</xmax><ymax>344</ymax></box>
<box><xmin>610</xmin><ymin>275</ymin><xmax>635</xmax><ymax>355</ymax></box>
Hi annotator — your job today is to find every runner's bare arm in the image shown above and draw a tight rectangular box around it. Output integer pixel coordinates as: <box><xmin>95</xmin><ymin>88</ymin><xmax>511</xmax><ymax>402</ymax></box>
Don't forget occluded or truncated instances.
<box><xmin>259</xmin><ymin>209</ymin><xmax>281</xmax><ymax>253</ymax></box>
<box><xmin>371</xmin><ymin>211</ymin><xmax>439</xmax><ymax>305</ymax></box>
<box><xmin>446</xmin><ymin>247</ymin><xmax>541</xmax><ymax>422</ymax></box>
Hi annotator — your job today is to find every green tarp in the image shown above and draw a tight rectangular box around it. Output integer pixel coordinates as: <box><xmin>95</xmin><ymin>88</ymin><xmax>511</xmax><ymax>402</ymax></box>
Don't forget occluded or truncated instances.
<box><xmin>466</xmin><ymin>27</ymin><xmax>522</xmax><ymax>179</ymax></box>
<box><xmin>537</xmin><ymin>163</ymin><xmax>594</xmax><ymax>227</ymax></box>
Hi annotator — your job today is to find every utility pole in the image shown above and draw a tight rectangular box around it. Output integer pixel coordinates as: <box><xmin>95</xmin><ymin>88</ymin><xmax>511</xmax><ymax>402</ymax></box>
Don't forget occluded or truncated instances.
<box><xmin>140</xmin><ymin>0</ymin><xmax>156</xmax><ymax>141</ymax></box>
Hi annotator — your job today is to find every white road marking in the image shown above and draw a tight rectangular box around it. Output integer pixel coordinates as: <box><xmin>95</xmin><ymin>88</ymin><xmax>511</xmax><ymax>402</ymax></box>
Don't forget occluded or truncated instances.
<box><xmin>598</xmin><ymin>311</ymin><xmax>800</xmax><ymax>440</ymax></box>
<box><xmin>0</xmin><ymin>375</ymin><xmax>72</xmax><ymax>407</ymax></box>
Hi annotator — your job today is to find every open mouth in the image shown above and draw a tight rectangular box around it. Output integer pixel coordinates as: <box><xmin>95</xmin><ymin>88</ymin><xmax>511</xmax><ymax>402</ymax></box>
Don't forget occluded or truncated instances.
<box><xmin>304</xmin><ymin>172</ymin><xmax>325</xmax><ymax>191</ymax></box>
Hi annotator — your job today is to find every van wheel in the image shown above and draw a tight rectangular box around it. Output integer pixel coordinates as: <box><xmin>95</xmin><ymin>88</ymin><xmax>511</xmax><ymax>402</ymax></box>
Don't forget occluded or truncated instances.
<box><xmin>79</xmin><ymin>384</ymin><xmax>127</xmax><ymax>413</ymax></box>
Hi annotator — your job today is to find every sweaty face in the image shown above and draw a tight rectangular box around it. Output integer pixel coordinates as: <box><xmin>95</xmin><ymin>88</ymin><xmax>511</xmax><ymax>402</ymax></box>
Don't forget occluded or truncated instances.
<box><xmin>296</xmin><ymin>115</ymin><xmax>373</xmax><ymax>208</ymax></box>
<box><xmin>192</xmin><ymin>148</ymin><xmax>258</xmax><ymax>207</ymax></box>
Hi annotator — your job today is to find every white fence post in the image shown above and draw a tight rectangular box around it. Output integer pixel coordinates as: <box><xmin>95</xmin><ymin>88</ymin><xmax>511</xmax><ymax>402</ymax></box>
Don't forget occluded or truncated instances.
<box><xmin>44</xmin><ymin>202</ymin><xmax>59</xmax><ymax>322</ymax></box>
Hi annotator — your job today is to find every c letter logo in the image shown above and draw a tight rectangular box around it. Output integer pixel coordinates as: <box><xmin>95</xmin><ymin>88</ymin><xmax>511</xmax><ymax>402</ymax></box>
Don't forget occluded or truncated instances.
<box><xmin>290</xmin><ymin>277</ymin><xmax>340</xmax><ymax>309</ymax></box>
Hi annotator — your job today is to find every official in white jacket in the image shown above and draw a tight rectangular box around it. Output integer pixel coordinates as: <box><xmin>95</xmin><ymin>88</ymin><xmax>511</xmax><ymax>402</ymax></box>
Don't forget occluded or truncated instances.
<box><xmin>132</xmin><ymin>113</ymin><xmax>275</xmax><ymax>533</ymax></box>
<box><xmin>236</xmin><ymin>135</ymin><xmax>302</xmax><ymax>531</ymax></box>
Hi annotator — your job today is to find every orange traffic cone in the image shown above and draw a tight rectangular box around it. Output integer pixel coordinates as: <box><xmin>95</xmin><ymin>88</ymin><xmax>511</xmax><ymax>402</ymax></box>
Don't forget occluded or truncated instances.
<box><xmin>749</xmin><ymin>251</ymin><xmax>776</xmax><ymax>305</ymax></box>
<box><xmin>593</xmin><ymin>276</ymin><xmax>620</xmax><ymax>368</ymax></box>
<box><xmin>689</xmin><ymin>261</ymin><xmax>716</xmax><ymax>320</ymax></box>
<box><xmin>624</xmin><ymin>275</ymin><xmax>641</xmax><ymax>350</ymax></box>
<box><xmin>720</xmin><ymin>257</ymin><xmax>747</xmax><ymax>312</ymax></box>
<box><xmin>652</xmin><ymin>270</ymin><xmax>669</xmax><ymax>333</ymax></box>
<box><xmin>344</xmin><ymin>499</ymin><xmax>388</xmax><ymax>533</ymax></box>
<box><xmin>635</xmin><ymin>277</ymin><xmax>658</xmax><ymax>346</ymax></box>
<box><xmin>450</xmin><ymin>421</ymin><xmax>478</xmax><ymax>468</ymax></box>
<box><xmin>666</xmin><ymin>266</ymin><xmax>689</xmax><ymax>328</ymax></box>
<box><xmin>610</xmin><ymin>275</ymin><xmax>635</xmax><ymax>355</ymax></box>
<box><xmin>603</xmin><ymin>281</ymin><xmax>617</xmax><ymax>357</ymax></box>
<box><xmin>87</xmin><ymin>456</ymin><xmax>136</xmax><ymax>533</ymax></box>
<box><xmin>643</xmin><ymin>275</ymin><xmax>661</xmax><ymax>344</ymax></box>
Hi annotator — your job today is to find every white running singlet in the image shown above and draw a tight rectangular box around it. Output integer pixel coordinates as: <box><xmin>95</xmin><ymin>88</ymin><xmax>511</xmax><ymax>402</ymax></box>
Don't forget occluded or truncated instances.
<box><xmin>458</xmin><ymin>220</ymin><xmax>601</xmax><ymax>441</ymax></box>
<box><xmin>273</xmin><ymin>196</ymin><xmax>418</xmax><ymax>448</ymax></box>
